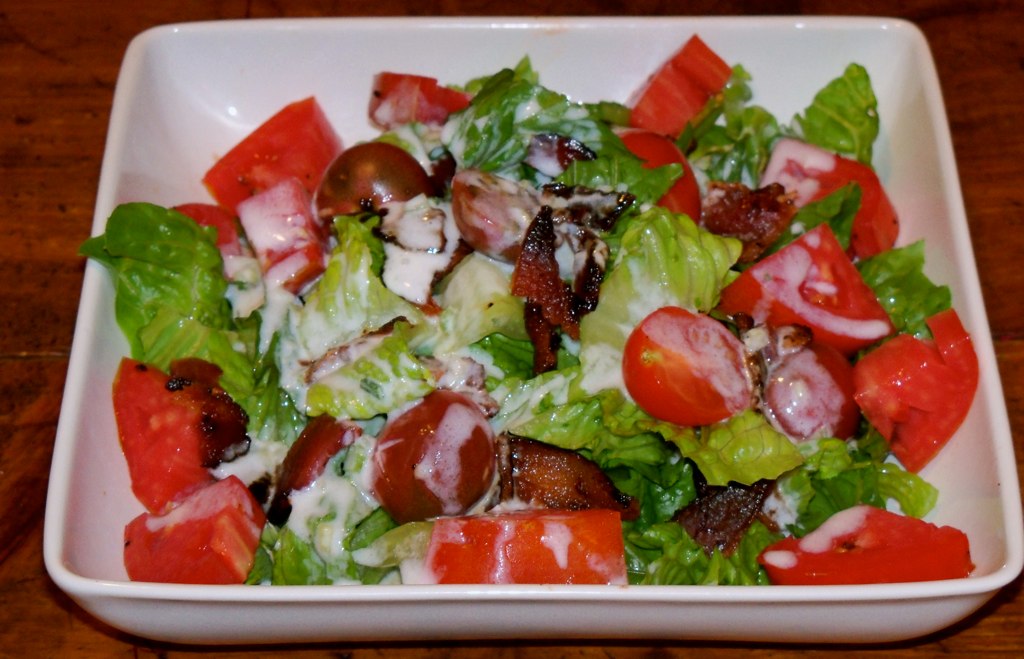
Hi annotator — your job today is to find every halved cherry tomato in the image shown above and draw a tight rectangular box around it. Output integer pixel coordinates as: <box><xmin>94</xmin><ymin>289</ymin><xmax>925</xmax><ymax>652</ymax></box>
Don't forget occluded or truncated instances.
<box><xmin>618</xmin><ymin>128</ymin><xmax>702</xmax><ymax>220</ymax></box>
<box><xmin>368</xmin><ymin>72</ymin><xmax>473</xmax><ymax>129</ymax></box>
<box><xmin>763</xmin><ymin>342</ymin><xmax>860</xmax><ymax>441</ymax></box>
<box><xmin>113</xmin><ymin>358</ymin><xmax>216</xmax><ymax>513</ymax></box>
<box><xmin>237</xmin><ymin>177</ymin><xmax>328</xmax><ymax>295</ymax></box>
<box><xmin>758</xmin><ymin>504</ymin><xmax>973</xmax><ymax>584</ymax></box>
<box><xmin>623</xmin><ymin>306</ymin><xmax>752</xmax><ymax>427</ymax></box>
<box><xmin>203</xmin><ymin>97</ymin><xmax>342</xmax><ymax>215</ymax></box>
<box><xmin>628</xmin><ymin>35</ymin><xmax>732</xmax><ymax>139</ymax></box>
<box><xmin>370</xmin><ymin>390</ymin><xmax>496</xmax><ymax>524</ymax></box>
<box><xmin>173</xmin><ymin>203</ymin><xmax>245</xmax><ymax>257</ymax></box>
<box><xmin>422</xmin><ymin>509</ymin><xmax>628</xmax><ymax>585</ymax></box>
<box><xmin>315</xmin><ymin>141</ymin><xmax>435</xmax><ymax>219</ymax></box>
<box><xmin>450</xmin><ymin>168</ymin><xmax>538</xmax><ymax>262</ymax></box>
<box><xmin>853</xmin><ymin>309</ymin><xmax>978</xmax><ymax>472</ymax></box>
<box><xmin>760</xmin><ymin>138</ymin><xmax>899</xmax><ymax>260</ymax></box>
<box><xmin>124</xmin><ymin>475</ymin><xmax>266</xmax><ymax>584</ymax></box>
<box><xmin>716</xmin><ymin>224</ymin><xmax>894</xmax><ymax>356</ymax></box>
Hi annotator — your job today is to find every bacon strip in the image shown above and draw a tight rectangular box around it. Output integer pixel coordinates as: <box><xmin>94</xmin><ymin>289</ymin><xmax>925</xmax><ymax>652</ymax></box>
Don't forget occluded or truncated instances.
<box><xmin>498</xmin><ymin>434</ymin><xmax>639</xmax><ymax>520</ymax></box>
<box><xmin>675</xmin><ymin>477</ymin><xmax>774</xmax><ymax>556</ymax></box>
<box><xmin>700</xmin><ymin>182</ymin><xmax>796</xmax><ymax>263</ymax></box>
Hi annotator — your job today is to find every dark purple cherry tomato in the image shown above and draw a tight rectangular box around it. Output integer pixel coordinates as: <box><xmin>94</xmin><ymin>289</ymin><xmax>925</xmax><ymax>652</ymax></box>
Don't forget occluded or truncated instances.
<box><xmin>315</xmin><ymin>142</ymin><xmax>433</xmax><ymax>219</ymax></box>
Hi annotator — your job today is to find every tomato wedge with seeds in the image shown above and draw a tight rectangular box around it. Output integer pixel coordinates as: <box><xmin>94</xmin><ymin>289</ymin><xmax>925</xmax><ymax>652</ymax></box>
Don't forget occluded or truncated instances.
<box><xmin>421</xmin><ymin>509</ymin><xmax>628</xmax><ymax>585</ymax></box>
<box><xmin>369</xmin><ymin>72</ymin><xmax>473</xmax><ymax>129</ymax></box>
<box><xmin>623</xmin><ymin>306</ymin><xmax>752</xmax><ymax>427</ymax></box>
<box><xmin>203</xmin><ymin>97</ymin><xmax>342</xmax><ymax>215</ymax></box>
<box><xmin>758</xmin><ymin>504</ymin><xmax>973</xmax><ymax>585</ymax></box>
<box><xmin>173</xmin><ymin>203</ymin><xmax>245</xmax><ymax>257</ymax></box>
<box><xmin>716</xmin><ymin>224</ymin><xmax>894</xmax><ymax>356</ymax></box>
<box><xmin>124</xmin><ymin>475</ymin><xmax>266</xmax><ymax>584</ymax></box>
<box><xmin>618</xmin><ymin>128</ymin><xmax>702</xmax><ymax>220</ymax></box>
<box><xmin>853</xmin><ymin>309</ymin><xmax>978</xmax><ymax>472</ymax></box>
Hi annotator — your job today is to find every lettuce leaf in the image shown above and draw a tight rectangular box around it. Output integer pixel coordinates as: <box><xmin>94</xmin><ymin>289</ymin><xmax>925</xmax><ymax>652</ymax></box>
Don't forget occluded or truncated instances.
<box><xmin>857</xmin><ymin>240</ymin><xmax>952</xmax><ymax>338</ymax></box>
<box><xmin>791</xmin><ymin>63</ymin><xmax>879</xmax><ymax>165</ymax></box>
<box><xmin>760</xmin><ymin>182</ymin><xmax>862</xmax><ymax>258</ymax></box>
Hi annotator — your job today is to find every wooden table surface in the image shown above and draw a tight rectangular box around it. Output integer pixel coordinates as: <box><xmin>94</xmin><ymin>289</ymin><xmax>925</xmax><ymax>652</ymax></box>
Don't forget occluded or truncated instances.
<box><xmin>2</xmin><ymin>0</ymin><xmax>1022</xmax><ymax>656</ymax></box>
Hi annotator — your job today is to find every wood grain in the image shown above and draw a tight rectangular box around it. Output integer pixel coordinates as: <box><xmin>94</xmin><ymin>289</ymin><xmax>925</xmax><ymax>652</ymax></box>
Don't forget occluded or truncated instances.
<box><xmin>2</xmin><ymin>0</ymin><xmax>1022</xmax><ymax>656</ymax></box>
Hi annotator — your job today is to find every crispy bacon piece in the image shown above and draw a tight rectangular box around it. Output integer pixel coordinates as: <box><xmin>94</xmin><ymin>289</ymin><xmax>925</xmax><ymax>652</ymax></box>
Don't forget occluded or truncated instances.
<box><xmin>675</xmin><ymin>476</ymin><xmax>774</xmax><ymax>556</ymax></box>
<box><xmin>498</xmin><ymin>434</ymin><xmax>639</xmax><ymax>520</ymax></box>
<box><xmin>267</xmin><ymin>415</ymin><xmax>362</xmax><ymax>526</ymax></box>
<box><xmin>167</xmin><ymin>358</ymin><xmax>250</xmax><ymax>468</ymax></box>
<box><xmin>700</xmin><ymin>182</ymin><xmax>796</xmax><ymax>263</ymax></box>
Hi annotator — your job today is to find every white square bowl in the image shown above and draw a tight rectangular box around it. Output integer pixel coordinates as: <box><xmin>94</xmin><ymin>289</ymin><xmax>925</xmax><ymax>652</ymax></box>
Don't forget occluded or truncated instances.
<box><xmin>44</xmin><ymin>16</ymin><xmax>1023</xmax><ymax>645</ymax></box>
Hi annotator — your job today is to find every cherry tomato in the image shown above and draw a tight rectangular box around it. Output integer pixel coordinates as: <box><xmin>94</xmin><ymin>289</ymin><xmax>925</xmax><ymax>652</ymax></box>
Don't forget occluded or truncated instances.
<box><xmin>203</xmin><ymin>97</ymin><xmax>342</xmax><ymax>215</ymax></box>
<box><xmin>760</xmin><ymin>138</ymin><xmax>899</xmax><ymax>260</ymax></box>
<box><xmin>628</xmin><ymin>34</ymin><xmax>732</xmax><ymax>139</ymax></box>
<box><xmin>124</xmin><ymin>475</ymin><xmax>266</xmax><ymax>584</ymax></box>
<box><xmin>716</xmin><ymin>224</ymin><xmax>894</xmax><ymax>356</ymax></box>
<box><xmin>618</xmin><ymin>128</ymin><xmax>702</xmax><ymax>220</ymax></box>
<box><xmin>758</xmin><ymin>504</ymin><xmax>973</xmax><ymax>585</ymax></box>
<box><xmin>315</xmin><ymin>141</ymin><xmax>434</xmax><ymax>218</ymax></box>
<box><xmin>853</xmin><ymin>309</ymin><xmax>978</xmax><ymax>472</ymax></box>
<box><xmin>450</xmin><ymin>168</ymin><xmax>538</xmax><ymax>261</ymax></box>
<box><xmin>623</xmin><ymin>306</ymin><xmax>752</xmax><ymax>427</ymax></box>
<box><xmin>370</xmin><ymin>389</ymin><xmax>497</xmax><ymax>524</ymax></box>
<box><xmin>763</xmin><ymin>342</ymin><xmax>859</xmax><ymax>441</ymax></box>
<box><xmin>422</xmin><ymin>509</ymin><xmax>627</xmax><ymax>585</ymax></box>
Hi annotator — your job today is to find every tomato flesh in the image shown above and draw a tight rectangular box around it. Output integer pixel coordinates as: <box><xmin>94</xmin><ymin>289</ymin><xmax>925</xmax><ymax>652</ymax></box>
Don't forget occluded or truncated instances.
<box><xmin>760</xmin><ymin>138</ymin><xmax>899</xmax><ymax>260</ymax></box>
<box><xmin>370</xmin><ymin>390</ymin><xmax>497</xmax><ymax>524</ymax></box>
<box><xmin>113</xmin><ymin>358</ymin><xmax>216</xmax><ymax>513</ymax></box>
<box><xmin>628</xmin><ymin>35</ymin><xmax>732</xmax><ymax>138</ymax></box>
<box><xmin>369</xmin><ymin>72</ymin><xmax>473</xmax><ymax>129</ymax></box>
<box><xmin>623</xmin><ymin>306</ymin><xmax>752</xmax><ymax>427</ymax></box>
<box><xmin>173</xmin><ymin>203</ymin><xmax>245</xmax><ymax>257</ymax></box>
<box><xmin>759</xmin><ymin>504</ymin><xmax>973</xmax><ymax>584</ymax></box>
<box><xmin>618</xmin><ymin>128</ymin><xmax>702</xmax><ymax>220</ymax></box>
<box><xmin>124</xmin><ymin>475</ymin><xmax>266</xmax><ymax>584</ymax></box>
<box><xmin>717</xmin><ymin>224</ymin><xmax>893</xmax><ymax>356</ymax></box>
<box><xmin>203</xmin><ymin>97</ymin><xmax>342</xmax><ymax>215</ymax></box>
<box><xmin>422</xmin><ymin>509</ymin><xmax>628</xmax><ymax>585</ymax></box>
<box><xmin>853</xmin><ymin>309</ymin><xmax>978</xmax><ymax>472</ymax></box>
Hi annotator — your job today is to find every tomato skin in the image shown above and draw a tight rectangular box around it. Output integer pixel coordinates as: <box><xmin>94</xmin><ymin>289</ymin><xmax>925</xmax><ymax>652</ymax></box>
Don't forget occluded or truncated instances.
<box><xmin>717</xmin><ymin>224</ymin><xmax>894</xmax><ymax>356</ymax></box>
<box><xmin>113</xmin><ymin>358</ymin><xmax>216</xmax><ymax>513</ymax></box>
<box><xmin>422</xmin><ymin>509</ymin><xmax>627</xmax><ymax>585</ymax></box>
<box><xmin>315</xmin><ymin>141</ymin><xmax>435</xmax><ymax>218</ymax></box>
<box><xmin>370</xmin><ymin>390</ymin><xmax>497</xmax><ymax>524</ymax></box>
<box><xmin>450</xmin><ymin>168</ymin><xmax>537</xmax><ymax>261</ymax></box>
<box><xmin>758</xmin><ymin>505</ymin><xmax>973</xmax><ymax>585</ymax></box>
<box><xmin>623</xmin><ymin>306</ymin><xmax>752</xmax><ymax>427</ymax></box>
<box><xmin>369</xmin><ymin>72</ymin><xmax>473</xmax><ymax>129</ymax></box>
<box><xmin>203</xmin><ymin>97</ymin><xmax>342</xmax><ymax>215</ymax></box>
<box><xmin>628</xmin><ymin>35</ymin><xmax>732</xmax><ymax>138</ymax></box>
<box><xmin>123</xmin><ymin>475</ymin><xmax>266</xmax><ymax>584</ymax></box>
<box><xmin>618</xmin><ymin>128</ymin><xmax>702</xmax><ymax>220</ymax></box>
<box><xmin>760</xmin><ymin>138</ymin><xmax>899</xmax><ymax>260</ymax></box>
<box><xmin>853</xmin><ymin>309</ymin><xmax>978</xmax><ymax>472</ymax></box>
<box><xmin>763</xmin><ymin>342</ymin><xmax>860</xmax><ymax>441</ymax></box>
<box><xmin>173</xmin><ymin>203</ymin><xmax>245</xmax><ymax>257</ymax></box>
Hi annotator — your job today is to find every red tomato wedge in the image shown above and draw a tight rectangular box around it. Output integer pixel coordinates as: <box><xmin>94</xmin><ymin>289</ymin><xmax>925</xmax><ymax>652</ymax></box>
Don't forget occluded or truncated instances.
<box><xmin>422</xmin><ymin>509</ymin><xmax>628</xmax><ymax>585</ymax></box>
<box><xmin>203</xmin><ymin>97</ymin><xmax>342</xmax><ymax>214</ymax></box>
<box><xmin>758</xmin><ymin>505</ymin><xmax>973</xmax><ymax>584</ymax></box>
<box><xmin>760</xmin><ymin>138</ymin><xmax>899</xmax><ymax>260</ymax></box>
<box><xmin>368</xmin><ymin>72</ymin><xmax>473</xmax><ymax>129</ymax></box>
<box><xmin>623</xmin><ymin>306</ymin><xmax>752</xmax><ymax>427</ymax></box>
<box><xmin>237</xmin><ymin>177</ymin><xmax>328</xmax><ymax>295</ymax></box>
<box><xmin>716</xmin><ymin>224</ymin><xmax>894</xmax><ymax>356</ymax></box>
<box><xmin>618</xmin><ymin>128</ymin><xmax>702</xmax><ymax>220</ymax></box>
<box><xmin>113</xmin><ymin>358</ymin><xmax>216</xmax><ymax>513</ymax></box>
<box><xmin>628</xmin><ymin>35</ymin><xmax>732</xmax><ymax>139</ymax></box>
<box><xmin>124</xmin><ymin>475</ymin><xmax>266</xmax><ymax>584</ymax></box>
<box><xmin>173</xmin><ymin>202</ymin><xmax>245</xmax><ymax>257</ymax></box>
<box><xmin>853</xmin><ymin>309</ymin><xmax>979</xmax><ymax>472</ymax></box>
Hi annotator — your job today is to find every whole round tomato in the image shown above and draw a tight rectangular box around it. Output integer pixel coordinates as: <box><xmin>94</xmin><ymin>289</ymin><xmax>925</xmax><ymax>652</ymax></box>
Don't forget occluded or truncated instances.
<box><xmin>763</xmin><ymin>342</ymin><xmax>859</xmax><ymax>441</ymax></box>
<box><xmin>315</xmin><ymin>141</ymin><xmax>434</xmax><ymax>218</ymax></box>
<box><xmin>623</xmin><ymin>306</ymin><xmax>752</xmax><ymax>427</ymax></box>
<box><xmin>370</xmin><ymin>389</ymin><xmax>496</xmax><ymax>523</ymax></box>
<box><xmin>618</xmin><ymin>128</ymin><xmax>702</xmax><ymax>220</ymax></box>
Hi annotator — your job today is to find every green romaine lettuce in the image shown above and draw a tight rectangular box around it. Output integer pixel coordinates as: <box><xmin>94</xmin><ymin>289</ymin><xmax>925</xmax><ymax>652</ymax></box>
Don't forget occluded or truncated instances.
<box><xmin>791</xmin><ymin>63</ymin><xmax>879</xmax><ymax>165</ymax></box>
<box><xmin>857</xmin><ymin>240</ymin><xmax>952</xmax><ymax>338</ymax></box>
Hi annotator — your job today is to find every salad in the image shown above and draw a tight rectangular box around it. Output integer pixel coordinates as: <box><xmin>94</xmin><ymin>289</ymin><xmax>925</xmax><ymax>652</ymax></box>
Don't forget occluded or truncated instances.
<box><xmin>82</xmin><ymin>34</ymin><xmax>977</xmax><ymax>587</ymax></box>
